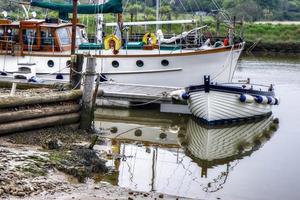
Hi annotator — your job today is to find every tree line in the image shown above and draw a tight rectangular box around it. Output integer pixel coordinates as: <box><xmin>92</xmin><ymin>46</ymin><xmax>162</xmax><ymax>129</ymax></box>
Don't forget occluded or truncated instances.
<box><xmin>0</xmin><ymin>0</ymin><xmax>299</xmax><ymax>21</ymax></box>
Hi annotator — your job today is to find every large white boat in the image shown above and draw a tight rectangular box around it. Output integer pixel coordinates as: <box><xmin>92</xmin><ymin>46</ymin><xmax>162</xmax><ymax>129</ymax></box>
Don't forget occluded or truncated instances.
<box><xmin>0</xmin><ymin>0</ymin><xmax>244</xmax><ymax>87</ymax></box>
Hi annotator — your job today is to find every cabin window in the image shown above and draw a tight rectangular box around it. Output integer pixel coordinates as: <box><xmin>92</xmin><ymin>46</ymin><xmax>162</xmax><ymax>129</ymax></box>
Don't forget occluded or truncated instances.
<box><xmin>7</xmin><ymin>28</ymin><xmax>19</xmax><ymax>42</ymax></box>
<box><xmin>57</xmin><ymin>28</ymin><xmax>71</xmax><ymax>46</ymax></box>
<box><xmin>75</xmin><ymin>27</ymin><xmax>88</xmax><ymax>45</ymax></box>
<box><xmin>41</xmin><ymin>28</ymin><xmax>54</xmax><ymax>45</ymax></box>
<box><xmin>76</xmin><ymin>28</ymin><xmax>82</xmax><ymax>45</ymax></box>
<box><xmin>0</xmin><ymin>28</ymin><xmax>4</xmax><ymax>40</ymax></box>
<box><xmin>80</xmin><ymin>28</ymin><xmax>89</xmax><ymax>43</ymax></box>
<box><xmin>22</xmin><ymin>29</ymin><xmax>37</xmax><ymax>45</ymax></box>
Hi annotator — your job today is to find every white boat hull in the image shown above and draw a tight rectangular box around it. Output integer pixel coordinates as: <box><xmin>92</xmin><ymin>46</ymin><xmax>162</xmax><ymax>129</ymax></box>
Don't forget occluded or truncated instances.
<box><xmin>188</xmin><ymin>90</ymin><xmax>274</xmax><ymax>124</ymax></box>
<box><xmin>0</xmin><ymin>44</ymin><xmax>244</xmax><ymax>87</ymax></box>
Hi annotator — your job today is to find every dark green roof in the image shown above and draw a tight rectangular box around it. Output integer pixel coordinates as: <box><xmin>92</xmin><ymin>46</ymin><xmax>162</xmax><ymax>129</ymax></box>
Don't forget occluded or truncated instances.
<box><xmin>31</xmin><ymin>0</ymin><xmax>123</xmax><ymax>20</ymax></box>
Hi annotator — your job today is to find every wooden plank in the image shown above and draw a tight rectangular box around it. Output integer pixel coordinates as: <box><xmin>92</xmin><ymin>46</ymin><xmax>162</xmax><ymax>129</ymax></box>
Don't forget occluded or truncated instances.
<box><xmin>99</xmin><ymin>83</ymin><xmax>179</xmax><ymax>103</ymax></box>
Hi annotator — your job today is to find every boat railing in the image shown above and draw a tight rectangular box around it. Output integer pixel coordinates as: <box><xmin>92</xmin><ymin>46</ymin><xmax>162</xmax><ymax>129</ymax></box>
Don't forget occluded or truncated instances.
<box><xmin>216</xmin><ymin>82</ymin><xmax>274</xmax><ymax>91</ymax></box>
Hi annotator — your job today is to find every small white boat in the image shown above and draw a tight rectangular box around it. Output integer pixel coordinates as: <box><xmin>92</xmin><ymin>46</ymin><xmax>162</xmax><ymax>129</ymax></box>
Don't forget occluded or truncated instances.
<box><xmin>184</xmin><ymin>76</ymin><xmax>280</xmax><ymax>125</ymax></box>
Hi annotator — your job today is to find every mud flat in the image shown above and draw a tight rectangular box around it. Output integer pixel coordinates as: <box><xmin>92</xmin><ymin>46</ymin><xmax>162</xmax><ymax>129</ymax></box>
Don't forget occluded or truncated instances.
<box><xmin>0</xmin><ymin>127</ymin><xmax>189</xmax><ymax>200</ymax></box>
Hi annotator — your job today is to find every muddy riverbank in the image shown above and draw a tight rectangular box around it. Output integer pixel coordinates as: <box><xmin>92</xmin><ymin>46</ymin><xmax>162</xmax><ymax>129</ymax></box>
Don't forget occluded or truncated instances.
<box><xmin>245</xmin><ymin>42</ymin><xmax>300</xmax><ymax>54</ymax></box>
<box><xmin>0</xmin><ymin>127</ymin><xmax>188</xmax><ymax>200</ymax></box>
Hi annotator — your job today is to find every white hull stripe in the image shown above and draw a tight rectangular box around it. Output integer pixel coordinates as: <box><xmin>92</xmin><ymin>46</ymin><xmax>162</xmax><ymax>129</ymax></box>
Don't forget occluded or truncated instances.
<box><xmin>103</xmin><ymin>68</ymin><xmax>182</xmax><ymax>75</ymax></box>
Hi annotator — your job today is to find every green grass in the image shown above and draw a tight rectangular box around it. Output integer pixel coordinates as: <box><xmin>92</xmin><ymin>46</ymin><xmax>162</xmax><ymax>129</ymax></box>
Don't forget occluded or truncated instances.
<box><xmin>243</xmin><ymin>23</ymin><xmax>300</xmax><ymax>44</ymax></box>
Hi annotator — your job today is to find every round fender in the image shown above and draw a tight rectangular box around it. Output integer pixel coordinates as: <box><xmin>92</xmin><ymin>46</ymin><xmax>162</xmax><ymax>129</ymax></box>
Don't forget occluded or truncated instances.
<box><xmin>274</xmin><ymin>97</ymin><xmax>280</xmax><ymax>105</ymax></box>
<box><xmin>255</xmin><ymin>95</ymin><xmax>268</xmax><ymax>104</ymax></box>
<box><xmin>239</xmin><ymin>94</ymin><xmax>254</xmax><ymax>103</ymax></box>
<box><xmin>267</xmin><ymin>96</ymin><xmax>276</xmax><ymax>105</ymax></box>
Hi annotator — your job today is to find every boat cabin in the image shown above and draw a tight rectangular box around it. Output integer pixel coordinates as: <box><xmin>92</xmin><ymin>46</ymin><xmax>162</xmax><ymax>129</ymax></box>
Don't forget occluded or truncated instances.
<box><xmin>0</xmin><ymin>18</ymin><xmax>88</xmax><ymax>53</ymax></box>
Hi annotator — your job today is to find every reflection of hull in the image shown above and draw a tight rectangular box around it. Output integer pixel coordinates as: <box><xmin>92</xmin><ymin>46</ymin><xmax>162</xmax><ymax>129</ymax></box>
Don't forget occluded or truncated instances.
<box><xmin>1</xmin><ymin>44</ymin><xmax>244</xmax><ymax>87</ymax></box>
<box><xmin>95</xmin><ymin>108</ymin><xmax>279</xmax><ymax>198</ymax></box>
<box><xmin>183</xmin><ymin>116</ymin><xmax>278</xmax><ymax>166</ymax></box>
<box><xmin>187</xmin><ymin>78</ymin><xmax>278</xmax><ymax>125</ymax></box>
<box><xmin>94</xmin><ymin>108</ymin><xmax>183</xmax><ymax>147</ymax></box>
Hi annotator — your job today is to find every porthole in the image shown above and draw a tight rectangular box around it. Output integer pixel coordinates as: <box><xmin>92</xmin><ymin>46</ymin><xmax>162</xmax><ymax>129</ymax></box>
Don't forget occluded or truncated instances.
<box><xmin>136</xmin><ymin>60</ymin><xmax>144</xmax><ymax>67</ymax></box>
<box><xmin>110</xmin><ymin>127</ymin><xmax>118</xmax><ymax>134</ymax></box>
<box><xmin>47</xmin><ymin>60</ymin><xmax>54</xmax><ymax>68</ymax></box>
<box><xmin>161</xmin><ymin>59</ymin><xmax>169</xmax><ymax>66</ymax></box>
<box><xmin>159</xmin><ymin>132</ymin><xmax>167</xmax><ymax>139</ymax></box>
<box><xmin>112</xmin><ymin>60</ymin><xmax>119</xmax><ymax>68</ymax></box>
<box><xmin>134</xmin><ymin>129</ymin><xmax>143</xmax><ymax>137</ymax></box>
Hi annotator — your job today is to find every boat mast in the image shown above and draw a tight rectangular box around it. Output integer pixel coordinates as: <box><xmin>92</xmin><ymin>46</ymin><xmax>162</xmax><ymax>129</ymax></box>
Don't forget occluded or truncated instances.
<box><xmin>156</xmin><ymin>0</ymin><xmax>160</xmax><ymax>31</ymax></box>
<box><xmin>70</xmin><ymin>0</ymin><xmax>78</xmax><ymax>86</ymax></box>
<box><xmin>96</xmin><ymin>0</ymin><xmax>105</xmax><ymax>44</ymax></box>
<box><xmin>71</xmin><ymin>0</ymin><xmax>78</xmax><ymax>55</ymax></box>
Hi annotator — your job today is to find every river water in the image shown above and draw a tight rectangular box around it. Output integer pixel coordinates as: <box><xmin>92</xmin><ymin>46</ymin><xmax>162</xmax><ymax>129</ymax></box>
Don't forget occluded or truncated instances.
<box><xmin>94</xmin><ymin>54</ymin><xmax>300</xmax><ymax>200</ymax></box>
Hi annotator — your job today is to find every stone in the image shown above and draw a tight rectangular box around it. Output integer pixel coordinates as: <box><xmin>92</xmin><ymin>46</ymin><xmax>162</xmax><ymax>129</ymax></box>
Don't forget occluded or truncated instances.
<box><xmin>45</xmin><ymin>139</ymin><xmax>63</xmax><ymax>150</ymax></box>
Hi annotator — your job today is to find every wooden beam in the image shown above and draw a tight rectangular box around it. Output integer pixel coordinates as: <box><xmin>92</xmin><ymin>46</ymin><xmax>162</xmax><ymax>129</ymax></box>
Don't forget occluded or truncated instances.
<box><xmin>0</xmin><ymin>104</ymin><xmax>81</xmax><ymax>123</ymax></box>
<box><xmin>0</xmin><ymin>113</ymin><xmax>80</xmax><ymax>135</ymax></box>
<box><xmin>0</xmin><ymin>90</ymin><xmax>82</xmax><ymax>109</ymax></box>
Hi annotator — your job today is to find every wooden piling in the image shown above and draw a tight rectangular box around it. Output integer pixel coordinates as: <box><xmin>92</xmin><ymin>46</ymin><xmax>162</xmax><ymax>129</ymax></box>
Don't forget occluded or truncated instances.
<box><xmin>80</xmin><ymin>57</ymin><xmax>96</xmax><ymax>130</ymax></box>
<box><xmin>70</xmin><ymin>54</ymin><xmax>84</xmax><ymax>89</ymax></box>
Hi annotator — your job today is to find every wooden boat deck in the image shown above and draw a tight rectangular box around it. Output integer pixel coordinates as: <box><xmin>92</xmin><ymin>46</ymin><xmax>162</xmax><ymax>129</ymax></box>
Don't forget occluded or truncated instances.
<box><xmin>99</xmin><ymin>82</ymin><xmax>180</xmax><ymax>103</ymax></box>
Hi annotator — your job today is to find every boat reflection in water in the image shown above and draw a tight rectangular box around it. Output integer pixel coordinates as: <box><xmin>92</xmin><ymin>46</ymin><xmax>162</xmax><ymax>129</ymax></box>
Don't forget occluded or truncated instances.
<box><xmin>94</xmin><ymin>108</ymin><xmax>279</xmax><ymax>199</ymax></box>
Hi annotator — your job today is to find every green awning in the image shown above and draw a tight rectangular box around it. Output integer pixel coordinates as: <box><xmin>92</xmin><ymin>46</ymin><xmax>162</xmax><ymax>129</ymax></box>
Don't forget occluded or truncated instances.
<box><xmin>31</xmin><ymin>0</ymin><xmax>123</xmax><ymax>19</ymax></box>
<box><xmin>124</xmin><ymin>42</ymin><xmax>144</xmax><ymax>49</ymax></box>
<box><xmin>79</xmin><ymin>43</ymin><xmax>103</xmax><ymax>50</ymax></box>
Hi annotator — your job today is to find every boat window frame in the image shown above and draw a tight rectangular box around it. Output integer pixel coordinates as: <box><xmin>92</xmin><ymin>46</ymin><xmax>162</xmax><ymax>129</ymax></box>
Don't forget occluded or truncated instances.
<box><xmin>40</xmin><ymin>27</ymin><xmax>58</xmax><ymax>51</ymax></box>
<box><xmin>56</xmin><ymin>27</ymin><xmax>72</xmax><ymax>47</ymax></box>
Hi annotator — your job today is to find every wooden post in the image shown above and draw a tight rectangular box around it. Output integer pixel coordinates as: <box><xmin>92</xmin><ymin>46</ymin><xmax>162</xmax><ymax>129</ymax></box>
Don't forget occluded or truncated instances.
<box><xmin>80</xmin><ymin>57</ymin><xmax>96</xmax><ymax>130</ymax></box>
<box><xmin>70</xmin><ymin>54</ymin><xmax>84</xmax><ymax>89</ymax></box>
<box><xmin>70</xmin><ymin>0</ymin><xmax>78</xmax><ymax>88</ymax></box>
<box><xmin>10</xmin><ymin>82</ymin><xmax>17</xmax><ymax>96</ymax></box>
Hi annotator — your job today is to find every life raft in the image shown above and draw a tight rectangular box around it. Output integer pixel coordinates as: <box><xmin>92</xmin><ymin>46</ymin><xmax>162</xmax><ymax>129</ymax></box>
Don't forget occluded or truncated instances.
<box><xmin>104</xmin><ymin>35</ymin><xmax>121</xmax><ymax>51</ymax></box>
<box><xmin>142</xmin><ymin>32</ymin><xmax>157</xmax><ymax>45</ymax></box>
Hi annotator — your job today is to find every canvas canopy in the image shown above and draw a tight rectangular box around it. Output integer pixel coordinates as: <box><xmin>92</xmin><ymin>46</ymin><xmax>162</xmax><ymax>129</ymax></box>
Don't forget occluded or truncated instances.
<box><xmin>31</xmin><ymin>0</ymin><xmax>123</xmax><ymax>20</ymax></box>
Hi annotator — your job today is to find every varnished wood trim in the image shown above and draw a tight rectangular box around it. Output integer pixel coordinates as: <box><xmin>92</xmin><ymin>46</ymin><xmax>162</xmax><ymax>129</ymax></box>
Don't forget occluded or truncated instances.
<box><xmin>0</xmin><ymin>44</ymin><xmax>242</xmax><ymax>58</ymax></box>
